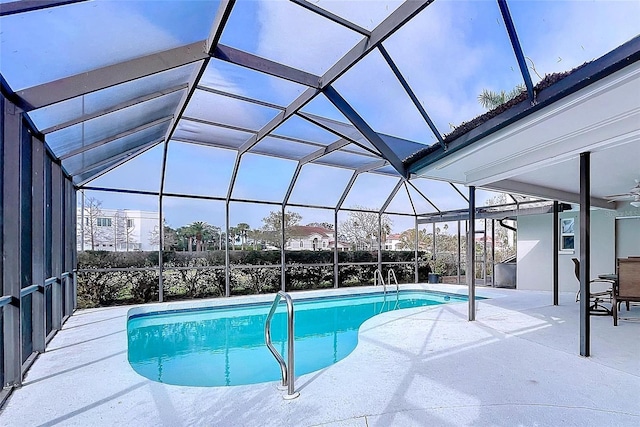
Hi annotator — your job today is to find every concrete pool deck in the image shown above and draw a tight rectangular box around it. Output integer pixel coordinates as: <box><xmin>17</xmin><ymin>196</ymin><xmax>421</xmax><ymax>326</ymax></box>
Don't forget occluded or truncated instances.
<box><xmin>2</xmin><ymin>284</ymin><xmax>639</xmax><ymax>426</ymax></box>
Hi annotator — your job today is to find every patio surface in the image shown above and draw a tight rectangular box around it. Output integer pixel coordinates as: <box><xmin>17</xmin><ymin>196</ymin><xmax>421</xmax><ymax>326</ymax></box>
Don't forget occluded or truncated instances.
<box><xmin>1</xmin><ymin>285</ymin><xmax>639</xmax><ymax>426</ymax></box>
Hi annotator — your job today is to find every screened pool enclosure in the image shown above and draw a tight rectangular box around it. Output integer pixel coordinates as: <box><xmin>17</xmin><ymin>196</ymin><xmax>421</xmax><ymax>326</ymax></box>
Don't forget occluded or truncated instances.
<box><xmin>1</xmin><ymin>0</ymin><xmax>638</xmax><ymax>399</ymax></box>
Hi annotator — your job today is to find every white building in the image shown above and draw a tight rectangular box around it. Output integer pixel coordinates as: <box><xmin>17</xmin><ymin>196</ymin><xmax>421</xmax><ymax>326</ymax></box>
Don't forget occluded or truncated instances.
<box><xmin>77</xmin><ymin>208</ymin><xmax>160</xmax><ymax>252</ymax></box>
<box><xmin>384</xmin><ymin>233</ymin><xmax>403</xmax><ymax>251</ymax></box>
<box><xmin>286</xmin><ymin>226</ymin><xmax>349</xmax><ymax>251</ymax></box>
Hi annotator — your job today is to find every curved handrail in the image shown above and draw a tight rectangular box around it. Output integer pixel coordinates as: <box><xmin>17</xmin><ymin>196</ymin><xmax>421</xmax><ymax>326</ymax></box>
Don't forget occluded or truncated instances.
<box><xmin>264</xmin><ymin>291</ymin><xmax>299</xmax><ymax>399</ymax></box>
<box><xmin>374</xmin><ymin>269</ymin><xmax>388</xmax><ymax>313</ymax></box>
<box><xmin>374</xmin><ymin>269</ymin><xmax>386</xmax><ymax>293</ymax></box>
<box><xmin>387</xmin><ymin>269</ymin><xmax>400</xmax><ymax>309</ymax></box>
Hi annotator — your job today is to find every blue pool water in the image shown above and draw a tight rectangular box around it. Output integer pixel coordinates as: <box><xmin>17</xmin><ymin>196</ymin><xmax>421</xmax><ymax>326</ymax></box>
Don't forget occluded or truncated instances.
<box><xmin>127</xmin><ymin>290</ymin><xmax>467</xmax><ymax>387</ymax></box>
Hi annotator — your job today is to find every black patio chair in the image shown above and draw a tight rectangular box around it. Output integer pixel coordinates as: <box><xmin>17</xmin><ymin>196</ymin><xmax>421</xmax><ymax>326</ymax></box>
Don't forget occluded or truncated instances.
<box><xmin>571</xmin><ymin>258</ymin><xmax>614</xmax><ymax>316</ymax></box>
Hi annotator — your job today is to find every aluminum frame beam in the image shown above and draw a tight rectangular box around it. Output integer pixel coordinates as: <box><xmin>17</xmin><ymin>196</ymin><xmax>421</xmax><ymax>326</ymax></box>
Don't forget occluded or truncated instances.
<box><xmin>416</xmin><ymin>201</ymin><xmax>559</xmax><ymax>224</ymax></box>
<box><xmin>59</xmin><ymin>116</ymin><xmax>172</xmax><ymax>161</ymax></box>
<box><xmin>404</xmin><ymin>182</ymin><xmax>417</xmax><ymax>216</ymax></box>
<box><xmin>407</xmin><ymin>181</ymin><xmax>441</xmax><ymax>213</ymax></box>
<box><xmin>282</xmin><ymin>165</ymin><xmax>302</xmax><ymax>207</ymax></box>
<box><xmin>205</xmin><ymin>0</ymin><xmax>236</xmax><ymax>55</ymax></box>
<box><xmin>380</xmin><ymin>179</ymin><xmax>404</xmax><ymax>214</ymax></box>
<box><xmin>356</xmin><ymin>159</ymin><xmax>387</xmax><ymax>174</ymax></box>
<box><xmin>321</xmin><ymin>1</ymin><xmax>434</xmax><ymax>85</ymax></box>
<box><xmin>51</xmin><ymin>162</ymin><xmax>64</xmax><ymax>331</ymax></box>
<box><xmin>486</xmin><ymin>179</ymin><xmax>611</xmax><ymax>209</ymax></box>
<box><xmin>414</xmin><ymin>216</ymin><xmax>419</xmax><ymax>282</ymax></box>
<box><xmin>2</xmin><ymin>95</ymin><xmax>23</xmax><ymax>388</ymax></box>
<box><xmin>16</xmin><ymin>41</ymin><xmax>208</xmax><ymax>111</ymax></box>
<box><xmin>158</xmin><ymin>2</ymin><xmax>238</xmax><ymax>302</ymax></box>
<box><xmin>297</xmin><ymin>111</ymin><xmax>381</xmax><ymax>157</ymax></box>
<box><xmin>324</xmin><ymin>85</ymin><xmax>407</xmax><ymax>177</ymax></box>
<box><xmin>289</xmin><ymin>0</ymin><xmax>371</xmax><ymax>36</ymax></box>
<box><xmin>333</xmin><ymin>159</ymin><xmax>387</xmax><ymax>212</ymax></box>
<box><xmin>77</xmin><ymin>140</ymin><xmax>162</xmax><ymax>187</ymax></box>
<box><xmin>497</xmin><ymin>0</ymin><xmax>535</xmax><ymax>103</ymax></box>
<box><xmin>237</xmin><ymin>0</ymin><xmax>433</xmax><ymax>155</ymax></box>
<box><xmin>407</xmin><ymin>36</ymin><xmax>640</xmax><ymax>176</ymax></box>
<box><xmin>238</xmin><ymin>87</ymin><xmax>320</xmax><ymax>154</ymax></box>
<box><xmin>199</xmin><ymin>1</ymin><xmax>238</xmax><ymax>300</ymax></box>
<box><xmin>579</xmin><ymin>152</ymin><xmax>590</xmax><ymax>357</ymax></box>
<box><xmin>377</xmin><ymin>44</ymin><xmax>445</xmax><ymax>150</ymax></box>
<box><xmin>70</xmin><ymin>138</ymin><xmax>163</xmax><ymax>176</ymax></box>
<box><xmin>333</xmin><ymin>210</ymin><xmax>339</xmax><ymax>288</ymax></box>
<box><xmin>172</xmin><ymin>137</ymin><xmax>305</xmax><ymax>163</ymax></box>
<box><xmin>196</xmin><ymin>85</ymin><xmax>285</xmax><ymax>111</ymax></box>
<box><xmin>178</xmin><ymin>119</ymin><xmax>368</xmax><ymax>159</ymax></box>
<box><xmin>335</xmin><ymin>172</ymin><xmax>359</xmax><ymax>212</ymax></box>
<box><xmin>298</xmin><ymin>138</ymin><xmax>351</xmax><ymax>164</ymax></box>
<box><xmin>180</xmin><ymin>116</ymin><xmax>257</xmax><ymax>135</ymax></box>
<box><xmin>41</xmin><ymin>84</ymin><xmax>188</xmax><ymax>135</ymax></box>
<box><xmin>213</xmin><ymin>45</ymin><xmax>321</xmax><ymax>88</ymax></box>
<box><xmin>468</xmin><ymin>186</ymin><xmax>476</xmax><ymax>321</ymax></box>
<box><xmin>450</xmin><ymin>182</ymin><xmax>469</xmax><ymax>203</ymax></box>
<box><xmin>553</xmin><ymin>200</ymin><xmax>559</xmax><ymax>306</ymax></box>
<box><xmin>31</xmin><ymin>135</ymin><xmax>46</xmax><ymax>353</ymax></box>
<box><xmin>0</xmin><ymin>0</ymin><xmax>87</xmax><ymax>16</ymax></box>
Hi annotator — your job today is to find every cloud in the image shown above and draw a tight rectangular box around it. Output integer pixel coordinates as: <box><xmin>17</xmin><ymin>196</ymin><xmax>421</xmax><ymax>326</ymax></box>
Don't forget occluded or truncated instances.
<box><xmin>314</xmin><ymin>0</ymin><xmax>405</xmax><ymax>30</ymax></box>
<box><xmin>1</xmin><ymin>1</ymin><xmax>198</xmax><ymax>90</ymax></box>
<box><xmin>163</xmin><ymin>197</ymin><xmax>226</xmax><ymax>229</ymax></box>
<box><xmin>381</xmin><ymin>0</ymin><xmax>523</xmax><ymax>133</ymax></box>
<box><xmin>255</xmin><ymin>0</ymin><xmax>363</xmax><ymax>75</ymax></box>
<box><xmin>510</xmin><ymin>0</ymin><xmax>640</xmax><ymax>79</ymax></box>
<box><xmin>289</xmin><ymin>163</ymin><xmax>354</xmax><ymax>207</ymax></box>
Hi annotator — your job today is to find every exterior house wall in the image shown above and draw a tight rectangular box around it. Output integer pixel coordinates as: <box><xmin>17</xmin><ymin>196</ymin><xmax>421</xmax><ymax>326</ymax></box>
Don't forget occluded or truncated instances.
<box><xmin>517</xmin><ymin>208</ymin><xmax>615</xmax><ymax>292</ymax></box>
<box><xmin>384</xmin><ymin>234</ymin><xmax>403</xmax><ymax>251</ymax></box>
<box><xmin>77</xmin><ymin>208</ymin><xmax>159</xmax><ymax>251</ymax></box>
<box><xmin>615</xmin><ymin>204</ymin><xmax>640</xmax><ymax>258</ymax></box>
<box><xmin>287</xmin><ymin>233</ymin><xmax>331</xmax><ymax>251</ymax></box>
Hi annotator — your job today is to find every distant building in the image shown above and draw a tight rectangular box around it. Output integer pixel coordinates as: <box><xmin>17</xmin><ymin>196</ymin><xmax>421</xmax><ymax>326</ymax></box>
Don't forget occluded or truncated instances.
<box><xmin>77</xmin><ymin>208</ymin><xmax>159</xmax><ymax>251</ymax></box>
<box><xmin>384</xmin><ymin>233</ymin><xmax>403</xmax><ymax>251</ymax></box>
<box><xmin>286</xmin><ymin>226</ymin><xmax>349</xmax><ymax>251</ymax></box>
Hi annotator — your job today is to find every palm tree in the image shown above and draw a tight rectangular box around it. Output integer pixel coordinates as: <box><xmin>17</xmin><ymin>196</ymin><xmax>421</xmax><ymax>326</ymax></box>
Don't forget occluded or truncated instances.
<box><xmin>477</xmin><ymin>84</ymin><xmax>526</xmax><ymax>110</ymax></box>
<box><xmin>184</xmin><ymin>221</ymin><xmax>214</xmax><ymax>251</ymax></box>
<box><xmin>236</xmin><ymin>222</ymin><xmax>250</xmax><ymax>250</ymax></box>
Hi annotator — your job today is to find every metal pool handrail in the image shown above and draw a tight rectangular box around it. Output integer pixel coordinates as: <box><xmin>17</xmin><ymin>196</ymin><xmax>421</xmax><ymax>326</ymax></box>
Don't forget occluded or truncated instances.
<box><xmin>264</xmin><ymin>291</ymin><xmax>299</xmax><ymax>400</ymax></box>
<box><xmin>374</xmin><ymin>269</ymin><xmax>386</xmax><ymax>293</ymax></box>
<box><xmin>374</xmin><ymin>269</ymin><xmax>388</xmax><ymax>313</ymax></box>
<box><xmin>387</xmin><ymin>269</ymin><xmax>400</xmax><ymax>309</ymax></box>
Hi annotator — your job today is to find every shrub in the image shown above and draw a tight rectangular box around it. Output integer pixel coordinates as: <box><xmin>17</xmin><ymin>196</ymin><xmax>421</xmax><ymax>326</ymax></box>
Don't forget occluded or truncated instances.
<box><xmin>77</xmin><ymin>249</ymin><xmax>429</xmax><ymax>307</ymax></box>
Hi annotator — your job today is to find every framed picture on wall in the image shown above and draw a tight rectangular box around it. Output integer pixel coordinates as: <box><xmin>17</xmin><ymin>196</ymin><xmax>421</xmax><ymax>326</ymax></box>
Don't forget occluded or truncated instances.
<box><xmin>560</xmin><ymin>218</ymin><xmax>575</xmax><ymax>251</ymax></box>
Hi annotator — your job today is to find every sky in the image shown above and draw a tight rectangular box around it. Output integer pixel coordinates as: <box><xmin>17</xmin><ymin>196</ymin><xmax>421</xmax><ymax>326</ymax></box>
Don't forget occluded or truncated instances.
<box><xmin>2</xmin><ymin>0</ymin><xmax>639</xmax><ymax>233</ymax></box>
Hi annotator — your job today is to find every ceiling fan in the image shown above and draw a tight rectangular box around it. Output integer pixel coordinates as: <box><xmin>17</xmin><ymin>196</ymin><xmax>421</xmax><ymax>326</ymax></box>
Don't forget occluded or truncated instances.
<box><xmin>605</xmin><ymin>179</ymin><xmax>640</xmax><ymax>207</ymax></box>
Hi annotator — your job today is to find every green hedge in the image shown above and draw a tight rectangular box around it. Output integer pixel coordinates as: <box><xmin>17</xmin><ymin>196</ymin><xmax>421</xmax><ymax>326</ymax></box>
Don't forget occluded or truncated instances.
<box><xmin>77</xmin><ymin>250</ymin><xmax>430</xmax><ymax>308</ymax></box>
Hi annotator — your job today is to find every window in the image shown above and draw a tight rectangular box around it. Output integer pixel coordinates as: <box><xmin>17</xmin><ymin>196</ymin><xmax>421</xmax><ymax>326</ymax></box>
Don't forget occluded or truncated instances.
<box><xmin>127</xmin><ymin>219</ymin><xmax>134</xmax><ymax>228</ymax></box>
<box><xmin>560</xmin><ymin>218</ymin><xmax>575</xmax><ymax>251</ymax></box>
<box><xmin>299</xmin><ymin>240</ymin><xmax>304</xmax><ymax>248</ymax></box>
<box><xmin>97</xmin><ymin>217</ymin><xmax>112</xmax><ymax>227</ymax></box>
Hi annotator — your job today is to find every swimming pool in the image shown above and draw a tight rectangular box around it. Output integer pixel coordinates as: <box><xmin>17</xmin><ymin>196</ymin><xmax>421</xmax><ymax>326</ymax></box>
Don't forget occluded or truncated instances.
<box><xmin>127</xmin><ymin>290</ymin><xmax>467</xmax><ymax>387</ymax></box>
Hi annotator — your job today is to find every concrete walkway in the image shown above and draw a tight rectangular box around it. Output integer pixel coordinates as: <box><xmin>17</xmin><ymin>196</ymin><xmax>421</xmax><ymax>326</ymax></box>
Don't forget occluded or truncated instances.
<box><xmin>1</xmin><ymin>285</ymin><xmax>639</xmax><ymax>426</ymax></box>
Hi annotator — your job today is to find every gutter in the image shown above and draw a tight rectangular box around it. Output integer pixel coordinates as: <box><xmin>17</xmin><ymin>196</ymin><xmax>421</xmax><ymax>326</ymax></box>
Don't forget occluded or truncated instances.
<box><xmin>407</xmin><ymin>35</ymin><xmax>640</xmax><ymax>175</ymax></box>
